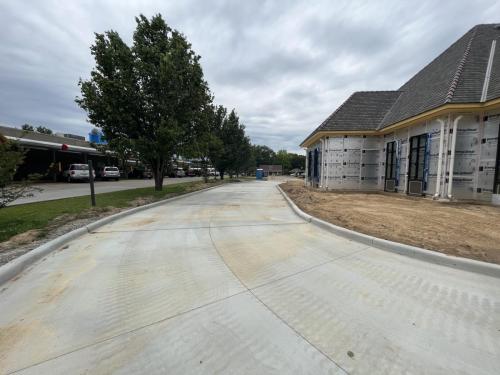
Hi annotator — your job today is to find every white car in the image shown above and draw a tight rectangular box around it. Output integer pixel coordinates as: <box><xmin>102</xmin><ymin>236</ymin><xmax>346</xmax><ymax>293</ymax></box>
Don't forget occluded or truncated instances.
<box><xmin>63</xmin><ymin>164</ymin><xmax>95</xmax><ymax>182</ymax></box>
<box><xmin>175</xmin><ymin>168</ymin><xmax>186</xmax><ymax>177</ymax></box>
<box><xmin>98</xmin><ymin>166</ymin><xmax>120</xmax><ymax>181</ymax></box>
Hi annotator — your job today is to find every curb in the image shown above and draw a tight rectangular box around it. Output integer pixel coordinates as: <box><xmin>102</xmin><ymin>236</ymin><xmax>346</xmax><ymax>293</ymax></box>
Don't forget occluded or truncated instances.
<box><xmin>0</xmin><ymin>183</ymin><xmax>225</xmax><ymax>286</ymax></box>
<box><xmin>277</xmin><ymin>185</ymin><xmax>500</xmax><ymax>278</ymax></box>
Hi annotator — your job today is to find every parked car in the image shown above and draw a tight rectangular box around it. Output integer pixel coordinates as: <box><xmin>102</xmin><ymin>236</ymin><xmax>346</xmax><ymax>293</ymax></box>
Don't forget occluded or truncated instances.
<box><xmin>175</xmin><ymin>168</ymin><xmax>186</xmax><ymax>177</ymax></box>
<box><xmin>186</xmin><ymin>168</ymin><xmax>198</xmax><ymax>177</ymax></box>
<box><xmin>97</xmin><ymin>166</ymin><xmax>120</xmax><ymax>181</ymax></box>
<box><xmin>128</xmin><ymin>167</ymin><xmax>153</xmax><ymax>179</ymax></box>
<box><xmin>63</xmin><ymin>164</ymin><xmax>95</xmax><ymax>182</ymax></box>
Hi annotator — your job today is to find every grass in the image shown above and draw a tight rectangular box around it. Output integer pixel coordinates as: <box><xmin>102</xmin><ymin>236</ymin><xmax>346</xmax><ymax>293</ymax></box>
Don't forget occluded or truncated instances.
<box><xmin>0</xmin><ymin>179</ymin><xmax>224</xmax><ymax>243</ymax></box>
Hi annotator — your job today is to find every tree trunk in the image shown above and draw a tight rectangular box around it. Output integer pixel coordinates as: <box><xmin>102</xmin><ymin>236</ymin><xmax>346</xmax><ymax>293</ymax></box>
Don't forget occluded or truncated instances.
<box><xmin>220</xmin><ymin>170</ymin><xmax>224</xmax><ymax>180</ymax></box>
<box><xmin>154</xmin><ymin>173</ymin><xmax>163</xmax><ymax>191</ymax></box>
<box><xmin>202</xmin><ymin>158</ymin><xmax>208</xmax><ymax>183</ymax></box>
<box><xmin>120</xmin><ymin>158</ymin><xmax>128</xmax><ymax>179</ymax></box>
<box><xmin>153</xmin><ymin>160</ymin><xmax>164</xmax><ymax>191</ymax></box>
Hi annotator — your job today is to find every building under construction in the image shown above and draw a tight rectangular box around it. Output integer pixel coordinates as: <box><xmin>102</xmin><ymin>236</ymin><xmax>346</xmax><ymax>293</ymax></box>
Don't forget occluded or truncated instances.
<box><xmin>301</xmin><ymin>24</ymin><xmax>500</xmax><ymax>203</ymax></box>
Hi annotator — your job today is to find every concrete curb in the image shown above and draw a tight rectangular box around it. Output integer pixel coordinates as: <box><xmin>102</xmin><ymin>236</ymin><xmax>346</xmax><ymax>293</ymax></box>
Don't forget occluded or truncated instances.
<box><xmin>277</xmin><ymin>184</ymin><xmax>500</xmax><ymax>278</ymax></box>
<box><xmin>0</xmin><ymin>183</ymin><xmax>225</xmax><ymax>286</ymax></box>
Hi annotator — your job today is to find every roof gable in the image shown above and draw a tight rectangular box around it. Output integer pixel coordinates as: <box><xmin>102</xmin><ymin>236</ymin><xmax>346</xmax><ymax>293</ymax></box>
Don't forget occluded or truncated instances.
<box><xmin>303</xmin><ymin>91</ymin><xmax>401</xmax><ymax>141</ymax></box>
<box><xmin>303</xmin><ymin>24</ymin><xmax>500</xmax><ymax>146</ymax></box>
<box><xmin>380</xmin><ymin>24</ymin><xmax>500</xmax><ymax>128</ymax></box>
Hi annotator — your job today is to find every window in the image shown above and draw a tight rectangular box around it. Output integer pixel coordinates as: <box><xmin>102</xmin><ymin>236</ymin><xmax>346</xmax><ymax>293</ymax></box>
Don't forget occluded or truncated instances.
<box><xmin>408</xmin><ymin>134</ymin><xmax>427</xmax><ymax>181</ymax></box>
<box><xmin>313</xmin><ymin>149</ymin><xmax>319</xmax><ymax>179</ymax></box>
<box><xmin>71</xmin><ymin>164</ymin><xmax>89</xmax><ymax>170</ymax></box>
<box><xmin>385</xmin><ymin>141</ymin><xmax>397</xmax><ymax>180</ymax></box>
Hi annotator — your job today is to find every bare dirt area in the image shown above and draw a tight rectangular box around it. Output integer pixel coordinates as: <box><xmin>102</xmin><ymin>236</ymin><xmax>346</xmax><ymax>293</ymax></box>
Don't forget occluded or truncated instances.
<box><xmin>281</xmin><ymin>180</ymin><xmax>500</xmax><ymax>265</ymax></box>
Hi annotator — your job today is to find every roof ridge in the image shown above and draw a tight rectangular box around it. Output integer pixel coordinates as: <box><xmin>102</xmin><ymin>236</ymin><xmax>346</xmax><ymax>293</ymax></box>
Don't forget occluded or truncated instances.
<box><xmin>444</xmin><ymin>26</ymin><xmax>478</xmax><ymax>103</ymax></box>
<box><xmin>354</xmin><ymin>90</ymin><xmax>402</xmax><ymax>93</ymax></box>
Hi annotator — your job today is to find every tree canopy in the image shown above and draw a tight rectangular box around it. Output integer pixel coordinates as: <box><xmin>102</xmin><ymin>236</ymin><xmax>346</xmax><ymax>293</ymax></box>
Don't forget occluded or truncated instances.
<box><xmin>0</xmin><ymin>136</ymin><xmax>40</xmax><ymax>208</ymax></box>
<box><xmin>76</xmin><ymin>13</ymin><xmax>303</xmax><ymax>183</ymax></box>
<box><xmin>36</xmin><ymin>126</ymin><xmax>52</xmax><ymax>134</ymax></box>
<box><xmin>77</xmin><ymin>14</ymin><xmax>211</xmax><ymax>190</ymax></box>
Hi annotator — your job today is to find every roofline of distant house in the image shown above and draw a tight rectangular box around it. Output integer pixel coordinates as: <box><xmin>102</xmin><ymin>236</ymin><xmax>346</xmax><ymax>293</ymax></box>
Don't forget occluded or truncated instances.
<box><xmin>300</xmin><ymin>97</ymin><xmax>500</xmax><ymax>148</ymax></box>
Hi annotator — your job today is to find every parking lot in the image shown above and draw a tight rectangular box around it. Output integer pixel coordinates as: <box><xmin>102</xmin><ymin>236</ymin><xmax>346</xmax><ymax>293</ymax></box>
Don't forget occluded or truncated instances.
<box><xmin>10</xmin><ymin>177</ymin><xmax>202</xmax><ymax>205</ymax></box>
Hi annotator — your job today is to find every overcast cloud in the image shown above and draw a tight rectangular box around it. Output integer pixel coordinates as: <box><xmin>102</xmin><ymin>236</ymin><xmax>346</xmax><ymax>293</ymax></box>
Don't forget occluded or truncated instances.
<box><xmin>1</xmin><ymin>0</ymin><xmax>499</xmax><ymax>153</ymax></box>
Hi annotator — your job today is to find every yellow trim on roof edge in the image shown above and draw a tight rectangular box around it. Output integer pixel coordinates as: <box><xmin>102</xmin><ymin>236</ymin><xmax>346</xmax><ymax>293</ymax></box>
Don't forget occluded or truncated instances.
<box><xmin>300</xmin><ymin>98</ymin><xmax>500</xmax><ymax>148</ymax></box>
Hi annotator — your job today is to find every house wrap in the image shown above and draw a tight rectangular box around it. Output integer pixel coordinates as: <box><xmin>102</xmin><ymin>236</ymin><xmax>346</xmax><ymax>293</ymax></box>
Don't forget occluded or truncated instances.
<box><xmin>301</xmin><ymin>24</ymin><xmax>500</xmax><ymax>203</ymax></box>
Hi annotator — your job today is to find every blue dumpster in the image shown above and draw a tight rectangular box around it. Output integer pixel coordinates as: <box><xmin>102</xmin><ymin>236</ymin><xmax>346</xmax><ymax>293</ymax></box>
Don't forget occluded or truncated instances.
<box><xmin>256</xmin><ymin>168</ymin><xmax>264</xmax><ymax>180</ymax></box>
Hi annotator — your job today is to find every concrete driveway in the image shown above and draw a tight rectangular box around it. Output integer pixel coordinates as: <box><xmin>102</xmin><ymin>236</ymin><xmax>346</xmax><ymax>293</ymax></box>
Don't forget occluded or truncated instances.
<box><xmin>10</xmin><ymin>177</ymin><xmax>202</xmax><ymax>205</ymax></box>
<box><xmin>1</xmin><ymin>181</ymin><xmax>499</xmax><ymax>374</ymax></box>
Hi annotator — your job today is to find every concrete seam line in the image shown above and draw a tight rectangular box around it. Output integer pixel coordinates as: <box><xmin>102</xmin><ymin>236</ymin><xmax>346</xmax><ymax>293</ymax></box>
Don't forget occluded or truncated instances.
<box><xmin>7</xmin><ymin>289</ymin><xmax>251</xmax><ymax>374</ymax></box>
<box><xmin>0</xmin><ymin>183</ymin><xmax>226</xmax><ymax>287</ymax></box>
<box><xmin>276</xmin><ymin>185</ymin><xmax>500</xmax><ymax>278</ymax></box>
<box><xmin>250</xmin><ymin>245</ymin><xmax>372</xmax><ymax>291</ymax></box>
<box><xmin>206</xmin><ymin>219</ymin><xmax>349</xmax><ymax>374</ymax></box>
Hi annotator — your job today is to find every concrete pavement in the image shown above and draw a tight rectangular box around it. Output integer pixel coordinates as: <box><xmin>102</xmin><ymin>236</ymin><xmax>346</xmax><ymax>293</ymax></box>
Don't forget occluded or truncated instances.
<box><xmin>0</xmin><ymin>181</ymin><xmax>499</xmax><ymax>374</ymax></box>
<box><xmin>10</xmin><ymin>177</ymin><xmax>202</xmax><ymax>205</ymax></box>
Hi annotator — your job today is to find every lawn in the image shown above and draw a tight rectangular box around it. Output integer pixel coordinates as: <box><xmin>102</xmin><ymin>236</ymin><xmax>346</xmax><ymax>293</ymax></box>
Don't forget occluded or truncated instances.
<box><xmin>0</xmin><ymin>179</ymin><xmax>223</xmax><ymax>243</ymax></box>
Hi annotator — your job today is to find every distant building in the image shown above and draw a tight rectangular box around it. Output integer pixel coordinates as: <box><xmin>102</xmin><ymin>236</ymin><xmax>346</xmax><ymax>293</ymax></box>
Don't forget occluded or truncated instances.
<box><xmin>259</xmin><ymin>164</ymin><xmax>283</xmax><ymax>176</ymax></box>
<box><xmin>88</xmin><ymin>130</ymin><xmax>107</xmax><ymax>144</ymax></box>
<box><xmin>55</xmin><ymin>132</ymin><xmax>86</xmax><ymax>141</ymax></box>
<box><xmin>0</xmin><ymin>125</ymin><xmax>114</xmax><ymax>181</ymax></box>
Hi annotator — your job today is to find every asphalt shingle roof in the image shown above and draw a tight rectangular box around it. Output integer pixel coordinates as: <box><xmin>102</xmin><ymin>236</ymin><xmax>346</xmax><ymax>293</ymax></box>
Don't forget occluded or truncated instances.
<box><xmin>487</xmin><ymin>34</ymin><xmax>500</xmax><ymax>101</ymax></box>
<box><xmin>303</xmin><ymin>24</ymin><xmax>500</xmax><ymax>145</ymax></box>
<box><xmin>311</xmin><ymin>91</ymin><xmax>402</xmax><ymax>134</ymax></box>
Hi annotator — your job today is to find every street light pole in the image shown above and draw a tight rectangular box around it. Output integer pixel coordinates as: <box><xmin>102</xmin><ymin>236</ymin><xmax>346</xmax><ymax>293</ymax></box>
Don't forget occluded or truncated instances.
<box><xmin>88</xmin><ymin>160</ymin><xmax>96</xmax><ymax>207</ymax></box>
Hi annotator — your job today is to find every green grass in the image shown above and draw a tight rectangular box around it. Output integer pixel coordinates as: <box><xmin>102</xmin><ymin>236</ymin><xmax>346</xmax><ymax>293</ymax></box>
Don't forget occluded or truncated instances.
<box><xmin>0</xmin><ymin>180</ymin><xmax>223</xmax><ymax>242</ymax></box>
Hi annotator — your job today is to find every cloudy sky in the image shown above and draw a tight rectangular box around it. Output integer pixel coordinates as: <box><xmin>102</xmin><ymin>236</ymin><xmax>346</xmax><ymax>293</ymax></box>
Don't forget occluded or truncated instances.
<box><xmin>1</xmin><ymin>1</ymin><xmax>499</xmax><ymax>153</ymax></box>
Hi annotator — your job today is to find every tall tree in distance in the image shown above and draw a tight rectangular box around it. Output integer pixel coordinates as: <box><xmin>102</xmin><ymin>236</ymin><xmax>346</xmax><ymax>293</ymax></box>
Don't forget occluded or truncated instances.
<box><xmin>252</xmin><ymin>145</ymin><xmax>276</xmax><ymax>167</ymax></box>
<box><xmin>212</xmin><ymin>109</ymin><xmax>250</xmax><ymax>179</ymax></box>
<box><xmin>274</xmin><ymin>149</ymin><xmax>292</xmax><ymax>172</ymax></box>
<box><xmin>77</xmin><ymin>14</ymin><xmax>210</xmax><ymax>190</ymax></box>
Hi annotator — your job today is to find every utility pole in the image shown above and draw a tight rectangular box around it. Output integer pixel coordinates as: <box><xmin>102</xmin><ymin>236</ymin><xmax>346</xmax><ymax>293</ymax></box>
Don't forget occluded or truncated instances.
<box><xmin>88</xmin><ymin>160</ymin><xmax>96</xmax><ymax>207</ymax></box>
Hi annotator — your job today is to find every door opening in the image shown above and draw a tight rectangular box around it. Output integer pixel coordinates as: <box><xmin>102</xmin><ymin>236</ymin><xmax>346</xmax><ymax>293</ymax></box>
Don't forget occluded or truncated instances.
<box><xmin>407</xmin><ymin>133</ymin><xmax>427</xmax><ymax>195</ymax></box>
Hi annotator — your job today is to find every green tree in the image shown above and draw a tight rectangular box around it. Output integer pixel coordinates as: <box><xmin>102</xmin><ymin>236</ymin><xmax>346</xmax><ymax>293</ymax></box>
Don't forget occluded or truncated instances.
<box><xmin>0</xmin><ymin>135</ymin><xmax>40</xmax><ymax>208</ymax></box>
<box><xmin>95</xmin><ymin>136</ymin><xmax>136</xmax><ymax>177</ymax></box>
<box><xmin>211</xmin><ymin>109</ymin><xmax>251</xmax><ymax>179</ymax></box>
<box><xmin>21</xmin><ymin>124</ymin><xmax>34</xmax><ymax>132</ymax></box>
<box><xmin>204</xmin><ymin>105</ymin><xmax>226</xmax><ymax>179</ymax></box>
<box><xmin>274</xmin><ymin>149</ymin><xmax>292</xmax><ymax>173</ymax></box>
<box><xmin>77</xmin><ymin>14</ymin><xmax>210</xmax><ymax>190</ymax></box>
<box><xmin>36</xmin><ymin>126</ymin><xmax>53</xmax><ymax>134</ymax></box>
<box><xmin>289</xmin><ymin>152</ymin><xmax>306</xmax><ymax>170</ymax></box>
<box><xmin>252</xmin><ymin>145</ymin><xmax>275</xmax><ymax>166</ymax></box>
<box><xmin>234</xmin><ymin>136</ymin><xmax>252</xmax><ymax>176</ymax></box>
